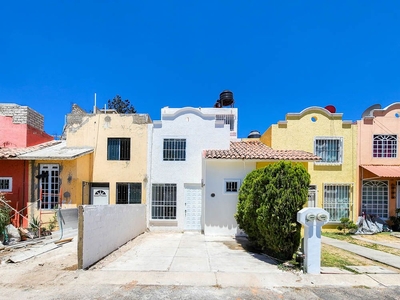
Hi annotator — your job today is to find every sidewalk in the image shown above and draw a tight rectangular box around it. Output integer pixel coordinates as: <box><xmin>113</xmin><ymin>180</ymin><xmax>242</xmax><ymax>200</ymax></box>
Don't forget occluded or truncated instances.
<box><xmin>322</xmin><ymin>236</ymin><xmax>400</xmax><ymax>269</ymax></box>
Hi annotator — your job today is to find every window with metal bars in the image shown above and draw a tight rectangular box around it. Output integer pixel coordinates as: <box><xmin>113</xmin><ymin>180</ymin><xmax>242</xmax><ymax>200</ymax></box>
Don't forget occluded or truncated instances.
<box><xmin>216</xmin><ymin>114</ymin><xmax>235</xmax><ymax>131</ymax></box>
<box><xmin>362</xmin><ymin>180</ymin><xmax>389</xmax><ymax>218</ymax></box>
<box><xmin>323</xmin><ymin>184</ymin><xmax>351</xmax><ymax>222</ymax></box>
<box><xmin>373</xmin><ymin>135</ymin><xmax>397</xmax><ymax>158</ymax></box>
<box><xmin>224</xmin><ymin>179</ymin><xmax>240</xmax><ymax>193</ymax></box>
<box><xmin>116</xmin><ymin>183</ymin><xmax>142</xmax><ymax>204</ymax></box>
<box><xmin>0</xmin><ymin>177</ymin><xmax>12</xmax><ymax>192</ymax></box>
<box><xmin>314</xmin><ymin>137</ymin><xmax>343</xmax><ymax>164</ymax></box>
<box><xmin>151</xmin><ymin>184</ymin><xmax>177</xmax><ymax>219</ymax></box>
<box><xmin>107</xmin><ymin>138</ymin><xmax>131</xmax><ymax>160</ymax></box>
<box><xmin>308</xmin><ymin>185</ymin><xmax>317</xmax><ymax>207</ymax></box>
<box><xmin>163</xmin><ymin>139</ymin><xmax>186</xmax><ymax>161</ymax></box>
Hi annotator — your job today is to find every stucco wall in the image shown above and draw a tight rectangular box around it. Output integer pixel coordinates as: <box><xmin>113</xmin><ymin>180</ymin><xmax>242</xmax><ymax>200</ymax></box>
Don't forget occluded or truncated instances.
<box><xmin>150</xmin><ymin>107</ymin><xmax>235</xmax><ymax>230</ymax></box>
<box><xmin>66</xmin><ymin>113</ymin><xmax>151</xmax><ymax>204</ymax></box>
<box><xmin>0</xmin><ymin>160</ymin><xmax>29</xmax><ymax>227</ymax></box>
<box><xmin>77</xmin><ymin>204</ymin><xmax>146</xmax><ymax>269</ymax></box>
<box><xmin>261</xmin><ymin>107</ymin><xmax>358</xmax><ymax>222</ymax></box>
<box><xmin>204</xmin><ymin>159</ymin><xmax>255</xmax><ymax>236</ymax></box>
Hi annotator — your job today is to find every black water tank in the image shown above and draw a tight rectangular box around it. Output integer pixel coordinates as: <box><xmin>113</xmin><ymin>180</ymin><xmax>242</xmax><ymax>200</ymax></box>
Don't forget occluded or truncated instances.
<box><xmin>247</xmin><ymin>130</ymin><xmax>261</xmax><ymax>138</ymax></box>
<box><xmin>219</xmin><ymin>90</ymin><xmax>234</xmax><ymax>107</ymax></box>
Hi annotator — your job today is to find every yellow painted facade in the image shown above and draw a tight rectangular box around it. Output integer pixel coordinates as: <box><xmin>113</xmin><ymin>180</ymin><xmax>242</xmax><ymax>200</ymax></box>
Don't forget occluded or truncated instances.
<box><xmin>260</xmin><ymin>107</ymin><xmax>358</xmax><ymax>223</ymax></box>
<box><xmin>65</xmin><ymin>110</ymin><xmax>151</xmax><ymax>205</ymax></box>
<box><xmin>29</xmin><ymin>153</ymin><xmax>92</xmax><ymax>225</ymax></box>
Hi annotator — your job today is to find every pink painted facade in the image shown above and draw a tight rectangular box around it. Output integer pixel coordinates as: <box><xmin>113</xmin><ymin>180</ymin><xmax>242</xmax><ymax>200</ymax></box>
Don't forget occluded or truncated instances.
<box><xmin>358</xmin><ymin>103</ymin><xmax>400</xmax><ymax>219</ymax></box>
<box><xmin>0</xmin><ymin>115</ymin><xmax>53</xmax><ymax>148</ymax></box>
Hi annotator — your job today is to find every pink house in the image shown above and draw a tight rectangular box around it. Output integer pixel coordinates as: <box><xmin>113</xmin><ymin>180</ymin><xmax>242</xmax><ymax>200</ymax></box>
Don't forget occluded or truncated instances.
<box><xmin>0</xmin><ymin>103</ymin><xmax>54</xmax><ymax>227</ymax></box>
<box><xmin>358</xmin><ymin>103</ymin><xmax>400</xmax><ymax>220</ymax></box>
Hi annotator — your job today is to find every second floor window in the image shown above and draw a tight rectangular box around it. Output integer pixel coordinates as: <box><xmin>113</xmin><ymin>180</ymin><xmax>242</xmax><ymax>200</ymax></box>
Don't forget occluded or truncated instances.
<box><xmin>373</xmin><ymin>135</ymin><xmax>397</xmax><ymax>158</ymax></box>
<box><xmin>163</xmin><ymin>139</ymin><xmax>186</xmax><ymax>161</ymax></box>
<box><xmin>107</xmin><ymin>138</ymin><xmax>131</xmax><ymax>160</ymax></box>
<box><xmin>314</xmin><ymin>137</ymin><xmax>343</xmax><ymax>164</ymax></box>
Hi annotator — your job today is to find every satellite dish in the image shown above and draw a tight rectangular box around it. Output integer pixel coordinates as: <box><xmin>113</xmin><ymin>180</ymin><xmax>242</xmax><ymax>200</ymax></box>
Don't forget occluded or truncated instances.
<box><xmin>324</xmin><ymin>105</ymin><xmax>336</xmax><ymax>113</ymax></box>
<box><xmin>361</xmin><ymin>104</ymin><xmax>381</xmax><ymax>118</ymax></box>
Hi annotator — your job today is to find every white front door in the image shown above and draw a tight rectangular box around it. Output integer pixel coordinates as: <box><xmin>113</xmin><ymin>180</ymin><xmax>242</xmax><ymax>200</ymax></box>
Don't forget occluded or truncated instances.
<box><xmin>184</xmin><ymin>184</ymin><xmax>202</xmax><ymax>231</ymax></box>
<box><xmin>92</xmin><ymin>187</ymin><xmax>109</xmax><ymax>205</ymax></box>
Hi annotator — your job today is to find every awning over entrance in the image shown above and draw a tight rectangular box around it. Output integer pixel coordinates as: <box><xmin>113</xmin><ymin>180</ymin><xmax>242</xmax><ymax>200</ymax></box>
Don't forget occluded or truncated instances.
<box><xmin>361</xmin><ymin>165</ymin><xmax>400</xmax><ymax>178</ymax></box>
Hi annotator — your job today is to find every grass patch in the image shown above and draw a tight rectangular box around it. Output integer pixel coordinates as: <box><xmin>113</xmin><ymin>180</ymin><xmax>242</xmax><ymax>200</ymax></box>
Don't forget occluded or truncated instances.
<box><xmin>322</xmin><ymin>231</ymin><xmax>400</xmax><ymax>256</ymax></box>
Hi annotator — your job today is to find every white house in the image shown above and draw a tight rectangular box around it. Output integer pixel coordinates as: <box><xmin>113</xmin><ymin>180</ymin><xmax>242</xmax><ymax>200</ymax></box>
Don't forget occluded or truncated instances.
<box><xmin>148</xmin><ymin>106</ymin><xmax>238</xmax><ymax>231</ymax></box>
<box><xmin>203</xmin><ymin>140</ymin><xmax>320</xmax><ymax>236</ymax></box>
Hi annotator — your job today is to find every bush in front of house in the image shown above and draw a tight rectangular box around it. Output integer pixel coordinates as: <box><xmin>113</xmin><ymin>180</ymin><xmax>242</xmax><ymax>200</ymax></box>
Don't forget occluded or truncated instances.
<box><xmin>235</xmin><ymin>161</ymin><xmax>310</xmax><ymax>260</ymax></box>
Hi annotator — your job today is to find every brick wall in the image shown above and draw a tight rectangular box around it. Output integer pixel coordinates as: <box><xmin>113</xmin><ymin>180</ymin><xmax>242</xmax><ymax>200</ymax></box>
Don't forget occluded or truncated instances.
<box><xmin>0</xmin><ymin>104</ymin><xmax>44</xmax><ymax>131</ymax></box>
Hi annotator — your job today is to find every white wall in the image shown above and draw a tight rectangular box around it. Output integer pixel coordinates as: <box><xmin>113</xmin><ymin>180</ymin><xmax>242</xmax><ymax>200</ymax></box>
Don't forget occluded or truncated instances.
<box><xmin>149</xmin><ymin>107</ymin><xmax>237</xmax><ymax>230</ymax></box>
<box><xmin>78</xmin><ymin>204</ymin><xmax>146</xmax><ymax>269</ymax></box>
<box><xmin>204</xmin><ymin>159</ymin><xmax>256</xmax><ymax>236</ymax></box>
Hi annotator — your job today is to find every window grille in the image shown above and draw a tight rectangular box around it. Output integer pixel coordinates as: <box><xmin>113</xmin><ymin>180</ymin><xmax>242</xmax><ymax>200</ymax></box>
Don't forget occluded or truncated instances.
<box><xmin>163</xmin><ymin>139</ymin><xmax>186</xmax><ymax>161</ymax></box>
<box><xmin>323</xmin><ymin>184</ymin><xmax>351</xmax><ymax>222</ymax></box>
<box><xmin>362</xmin><ymin>180</ymin><xmax>389</xmax><ymax>218</ymax></box>
<box><xmin>308</xmin><ymin>185</ymin><xmax>317</xmax><ymax>207</ymax></box>
<box><xmin>0</xmin><ymin>177</ymin><xmax>12</xmax><ymax>192</ymax></box>
<box><xmin>107</xmin><ymin>138</ymin><xmax>131</xmax><ymax>160</ymax></box>
<box><xmin>314</xmin><ymin>137</ymin><xmax>343</xmax><ymax>164</ymax></box>
<box><xmin>151</xmin><ymin>184</ymin><xmax>177</xmax><ymax>219</ymax></box>
<box><xmin>224</xmin><ymin>180</ymin><xmax>240</xmax><ymax>193</ymax></box>
<box><xmin>116</xmin><ymin>183</ymin><xmax>142</xmax><ymax>204</ymax></box>
<box><xmin>216</xmin><ymin>114</ymin><xmax>235</xmax><ymax>131</ymax></box>
<box><xmin>373</xmin><ymin>135</ymin><xmax>397</xmax><ymax>158</ymax></box>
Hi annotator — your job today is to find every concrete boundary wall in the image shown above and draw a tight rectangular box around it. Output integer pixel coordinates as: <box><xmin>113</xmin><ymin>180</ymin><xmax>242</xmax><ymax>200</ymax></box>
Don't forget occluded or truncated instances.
<box><xmin>78</xmin><ymin>204</ymin><xmax>146</xmax><ymax>269</ymax></box>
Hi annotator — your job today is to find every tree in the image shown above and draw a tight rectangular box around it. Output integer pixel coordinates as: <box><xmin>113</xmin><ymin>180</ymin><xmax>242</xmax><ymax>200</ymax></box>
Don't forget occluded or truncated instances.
<box><xmin>107</xmin><ymin>95</ymin><xmax>136</xmax><ymax>114</ymax></box>
<box><xmin>235</xmin><ymin>161</ymin><xmax>310</xmax><ymax>260</ymax></box>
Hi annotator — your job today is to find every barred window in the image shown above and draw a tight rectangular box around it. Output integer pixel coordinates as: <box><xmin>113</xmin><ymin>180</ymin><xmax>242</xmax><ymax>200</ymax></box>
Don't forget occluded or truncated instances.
<box><xmin>0</xmin><ymin>177</ymin><xmax>12</xmax><ymax>192</ymax></box>
<box><xmin>107</xmin><ymin>138</ymin><xmax>130</xmax><ymax>160</ymax></box>
<box><xmin>163</xmin><ymin>139</ymin><xmax>186</xmax><ymax>161</ymax></box>
<box><xmin>216</xmin><ymin>114</ymin><xmax>235</xmax><ymax>131</ymax></box>
<box><xmin>362</xmin><ymin>180</ymin><xmax>389</xmax><ymax>218</ymax></box>
<box><xmin>116</xmin><ymin>183</ymin><xmax>141</xmax><ymax>204</ymax></box>
<box><xmin>224</xmin><ymin>179</ymin><xmax>240</xmax><ymax>193</ymax></box>
<box><xmin>314</xmin><ymin>137</ymin><xmax>343</xmax><ymax>164</ymax></box>
<box><xmin>323</xmin><ymin>184</ymin><xmax>351</xmax><ymax>222</ymax></box>
<box><xmin>152</xmin><ymin>184</ymin><xmax>177</xmax><ymax>219</ymax></box>
<box><xmin>373</xmin><ymin>135</ymin><xmax>397</xmax><ymax>158</ymax></box>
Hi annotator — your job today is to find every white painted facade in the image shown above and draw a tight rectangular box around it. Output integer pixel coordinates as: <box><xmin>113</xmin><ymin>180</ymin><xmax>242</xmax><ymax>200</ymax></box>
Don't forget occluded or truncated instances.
<box><xmin>203</xmin><ymin>159</ymin><xmax>256</xmax><ymax>236</ymax></box>
<box><xmin>148</xmin><ymin>107</ymin><xmax>237</xmax><ymax>231</ymax></box>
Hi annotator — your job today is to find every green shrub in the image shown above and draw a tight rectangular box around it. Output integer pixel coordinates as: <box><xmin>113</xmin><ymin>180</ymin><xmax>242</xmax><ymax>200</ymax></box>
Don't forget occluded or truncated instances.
<box><xmin>235</xmin><ymin>161</ymin><xmax>310</xmax><ymax>260</ymax></box>
<box><xmin>0</xmin><ymin>193</ymin><xmax>11</xmax><ymax>240</ymax></box>
<box><xmin>337</xmin><ymin>217</ymin><xmax>358</xmax><ymax>234</ymax></box>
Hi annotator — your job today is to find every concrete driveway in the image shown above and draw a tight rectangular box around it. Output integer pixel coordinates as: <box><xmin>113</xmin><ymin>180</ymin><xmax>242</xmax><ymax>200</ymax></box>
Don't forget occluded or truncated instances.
<box><xmin>100</xmin><ymin>231</ymin><xmax>278</xmax><ymax>273</ymax></box>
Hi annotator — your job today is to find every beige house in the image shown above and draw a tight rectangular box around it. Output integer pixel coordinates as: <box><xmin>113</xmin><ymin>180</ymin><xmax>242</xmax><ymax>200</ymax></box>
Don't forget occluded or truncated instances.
<box><xmin>65</xmin><ymin>104</ymin><xmax>152</xmax><ymax>205</ymax></box>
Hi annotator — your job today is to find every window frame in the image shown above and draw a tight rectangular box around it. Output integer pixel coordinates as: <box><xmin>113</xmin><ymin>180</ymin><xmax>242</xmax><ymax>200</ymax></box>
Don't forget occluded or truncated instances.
<box><xmin>0</xmin><ymin>177</ymin><xmax>12</xmax><ymax>192</ymax></box>
<box><xmin>323</xmin><ymin>183</ymin><xmax>352</xmax><ymax>222</ymax></box>
<box><xmin>116</xmin><ymin>182</ymin><xmax>142</xmax><ymax>204</ymax></box>
<box><xmin>151</xmin><ymin>183</ymin><xmax>177</xmax><ymax>220</ymax></box>
<box><xmin>224</xmin><ymin>179</ymin><xmax>241</xmax><ymax>194</ymax></box>
<box><xmin>373</xmin><ymin>134</ymin><xmax>397</xmax><ymax>158</ymax></box>
<box><xmin>362</xmin><ymin>180</ymin><xmax>389</xmax><ymax>219</ymax></box>
<box><xmin>107</xmin><ymin>138</ymin><xmax>131</xmax><ymax>161</ymax></box>
<box><xmin>163</xmin><ymin>138</ymin><xmax>186</xmax><ymax>161</ymax></box>
<box><xmin>314</xmin><ymin>136</ymin><xmax>343</xmax><ymax>165</ymax></box>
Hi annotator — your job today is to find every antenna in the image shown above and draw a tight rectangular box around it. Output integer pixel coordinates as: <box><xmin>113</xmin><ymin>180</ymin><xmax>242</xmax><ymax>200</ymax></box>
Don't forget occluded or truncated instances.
<box><xmin>93</xmin><ymin>93</ymin><xmax>97</xmax><ymax>113</ymax></box>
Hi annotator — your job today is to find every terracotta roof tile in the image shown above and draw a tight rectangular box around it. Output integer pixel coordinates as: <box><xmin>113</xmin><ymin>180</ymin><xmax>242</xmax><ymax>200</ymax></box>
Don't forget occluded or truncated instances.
<box><xmin>204</xmin><ymin>140</ymin><xmax>320</xmax><ymax>161</ymax></box>
<box><xmin>0</xmin><ymin>140</ymin><xmax>61</xmax><ymax>159</ymax></box>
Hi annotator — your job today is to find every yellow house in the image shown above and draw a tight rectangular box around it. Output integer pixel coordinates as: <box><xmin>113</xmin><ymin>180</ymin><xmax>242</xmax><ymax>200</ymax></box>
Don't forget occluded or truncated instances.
<box><xmin>65</xmin><ymin>104</ymin><xmax>152</xmax><ymax>205</ymax></box>
<box><xmin>18</xmin><ymin>141</ymin><xmax>93</xmax><ymax>225</ymax></box>
<box><xmin>261</xmin><ymin>106</ymin><xmax>358</xmax><ymax>224</ymax></box>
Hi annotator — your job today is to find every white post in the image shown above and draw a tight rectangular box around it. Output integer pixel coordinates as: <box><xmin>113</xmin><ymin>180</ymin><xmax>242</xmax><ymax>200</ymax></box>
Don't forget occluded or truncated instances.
<box><xmin>297</xmin><ymin>207</ymin><xmax>329</xmax><ymax>274</ymax></box>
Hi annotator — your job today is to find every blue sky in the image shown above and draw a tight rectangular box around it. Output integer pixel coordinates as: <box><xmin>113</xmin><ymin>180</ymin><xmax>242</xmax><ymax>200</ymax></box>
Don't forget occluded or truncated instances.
<box><xmin>1</xmin><ymin>1</ymin><xmax>400</xmax><ymax>138</ymax></box>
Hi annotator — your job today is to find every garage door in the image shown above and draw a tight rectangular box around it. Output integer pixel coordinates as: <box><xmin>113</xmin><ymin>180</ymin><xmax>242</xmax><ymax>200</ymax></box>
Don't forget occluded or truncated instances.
<box><xmin>184</xmin><ymin>184</ymin><xmax>202</xmax><ymax>231</ymax></box>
